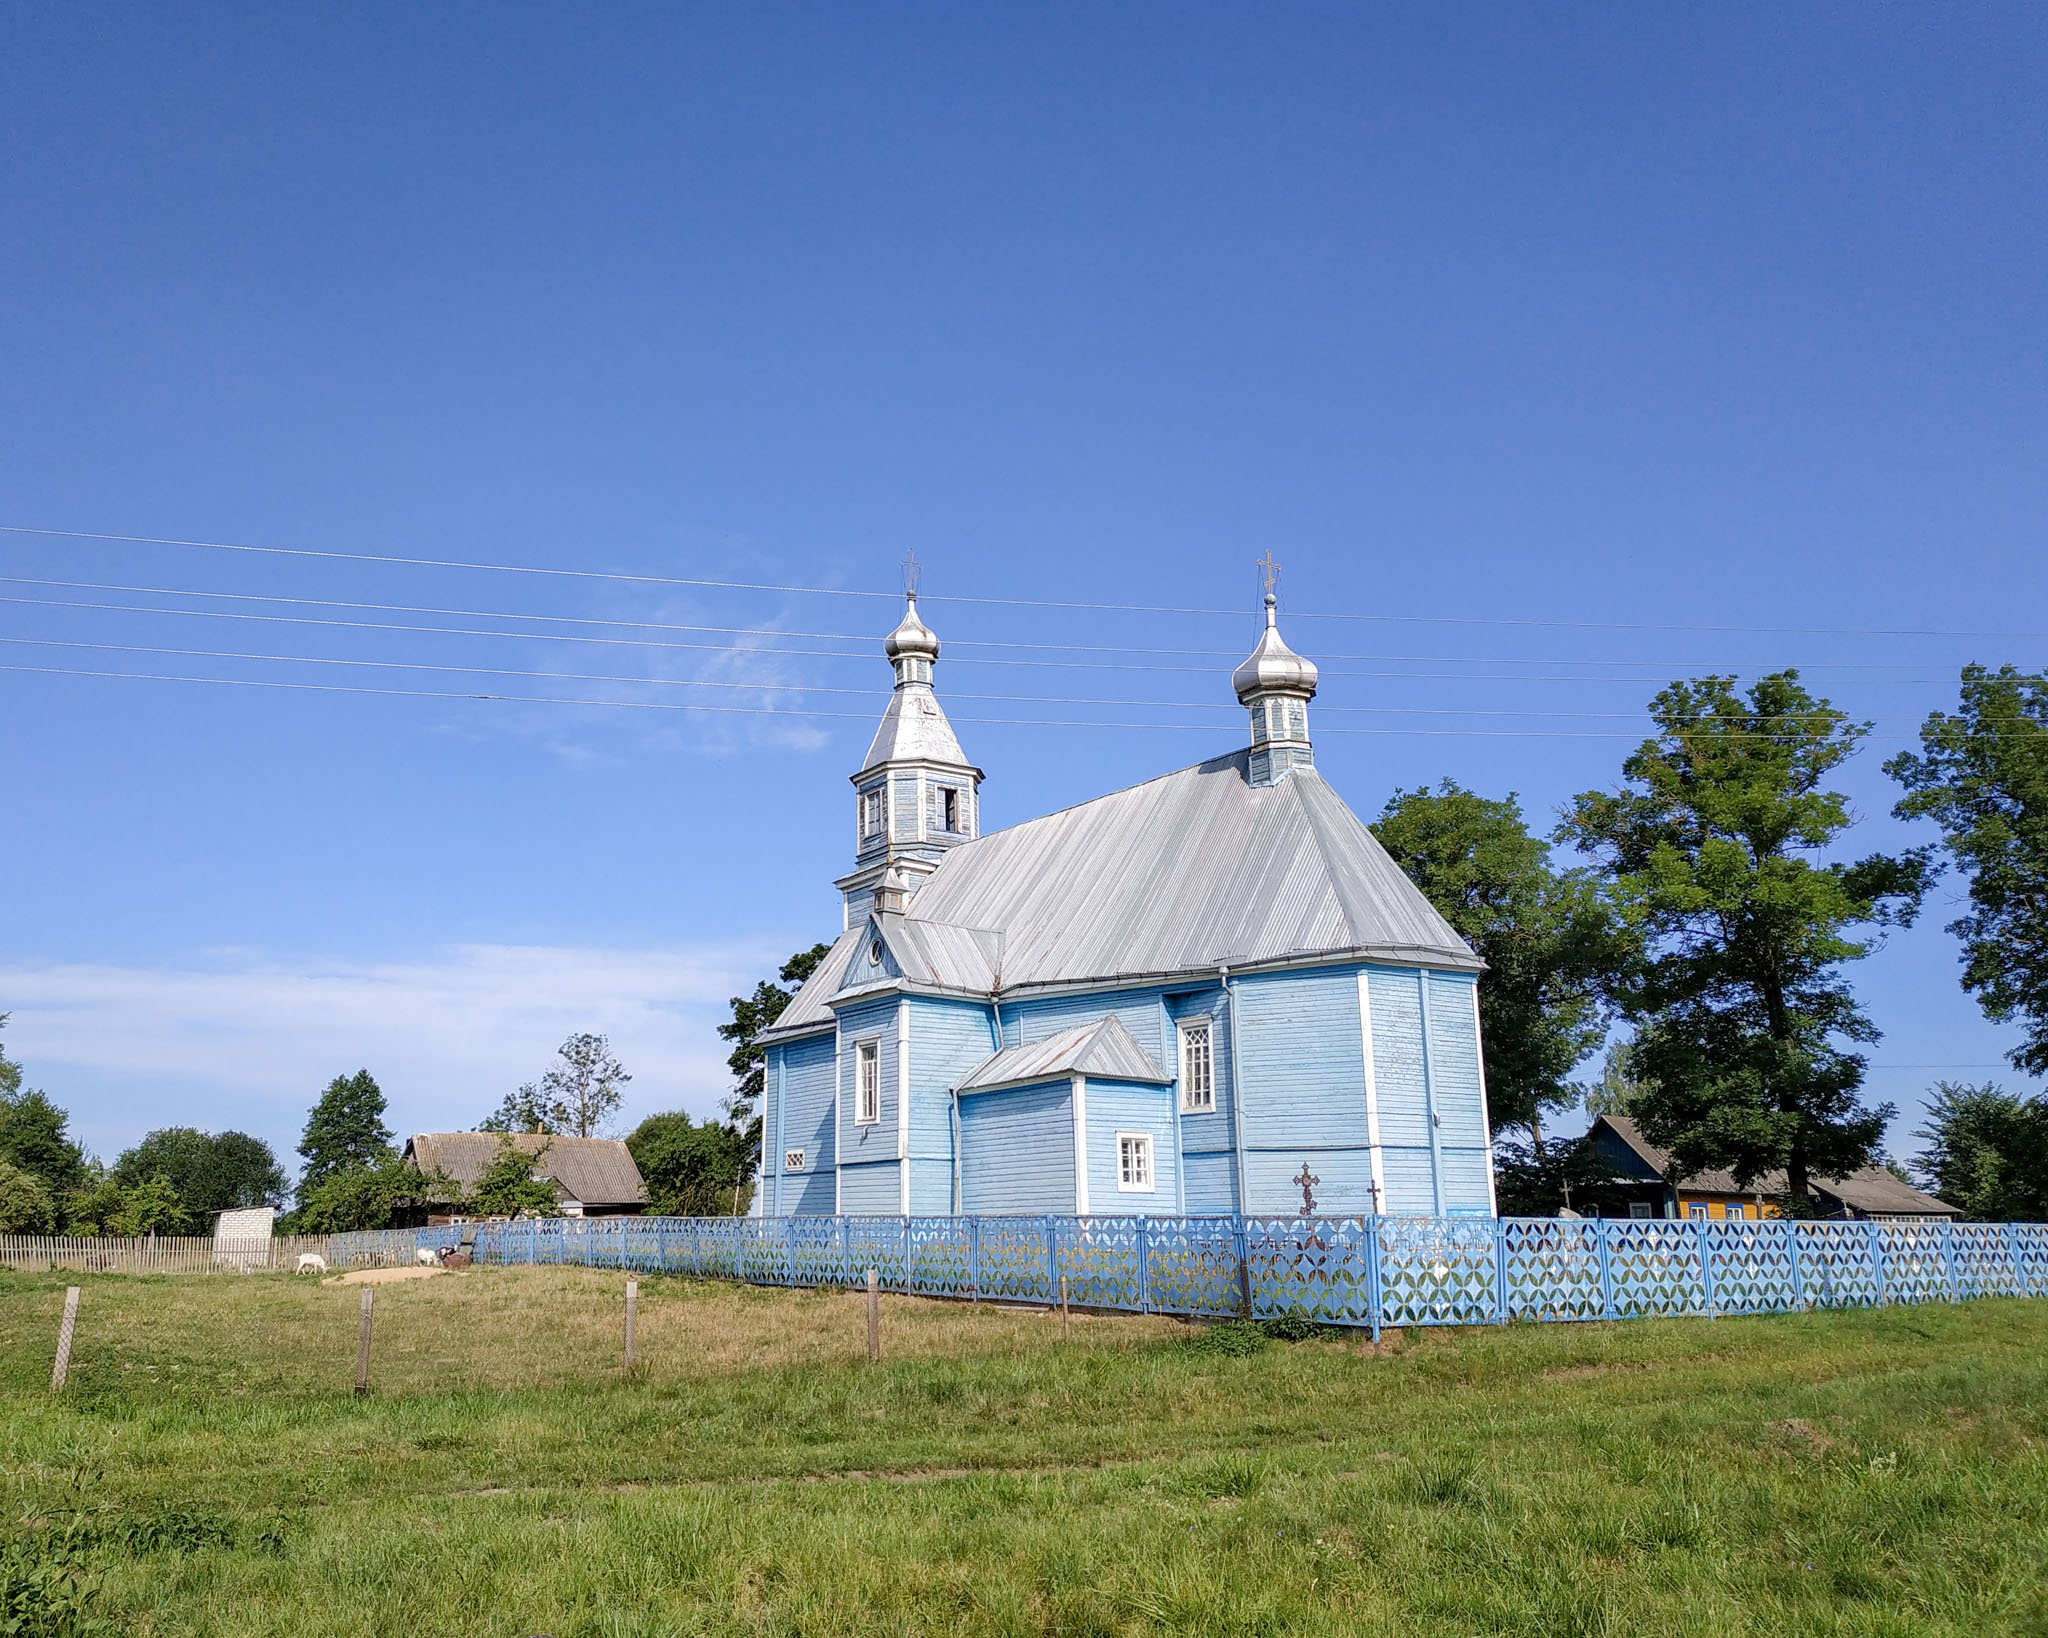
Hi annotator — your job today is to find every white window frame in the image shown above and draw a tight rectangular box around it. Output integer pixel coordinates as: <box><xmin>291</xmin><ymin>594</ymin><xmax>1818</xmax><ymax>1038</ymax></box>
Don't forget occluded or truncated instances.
<box><xmin>1178</xmin><ymin>1019</ymin><xmax>1215</xmax><ymax>1114</ymax></box>
<box><xmin>1725</xmin><ymin>1202</ymin><xmax>1746</xmax><ymax>1221</ymax></box>
<box><xmin>785</xmin><ymin>1148</ymin><xmax>806</xmax><ymax>1173</ymax></box>
<box><xmin>860</xmin><ymin>785</ymin><xmax>885</xmax><ymax>841</ymax></box>
<box><xmin>1688</xmin><ymin>1203</ymin><xmax>1709</xmax><ymax>1220</ymax></box>
<box><xmin>1116</xmin><ymin>1131</ymin><xmax>1155</xmax><ymax>1193</ymax></box>
<box><xmin>855</xmin><ymin>1039</ymin><xmax>881</xmax><ymax>1125</ymax></box>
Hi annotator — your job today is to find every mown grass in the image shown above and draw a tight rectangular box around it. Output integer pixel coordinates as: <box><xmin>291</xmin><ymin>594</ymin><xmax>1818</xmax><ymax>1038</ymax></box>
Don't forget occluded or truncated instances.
<box><xmin>0</xmin><ymin>1266</ymin><xmax>2044</xmax><ymax>1635</ymax></box>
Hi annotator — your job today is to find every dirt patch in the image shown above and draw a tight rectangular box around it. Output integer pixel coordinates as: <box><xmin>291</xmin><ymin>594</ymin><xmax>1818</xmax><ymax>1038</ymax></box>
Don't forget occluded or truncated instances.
<box><xmin>1768</xmin><ymin>1417</ymin><xmax>1838</xmax><ymax>1456</ymax></box>
<box><xmin>324</xmin><ymin>1266</ymin><xmax>450</xmax><ymax>1287</ymax></box>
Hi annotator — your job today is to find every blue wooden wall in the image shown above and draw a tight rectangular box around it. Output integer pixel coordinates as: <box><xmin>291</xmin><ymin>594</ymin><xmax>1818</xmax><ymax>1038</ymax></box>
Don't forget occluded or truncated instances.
<box><xmin>1169</xmin><ymin>987</ymin><xmax>1236</xmax><ymax>1213</ymax></box>
<box><xmin>1081</xmin><ymin>1077</ymin><xmax>1179</xmax><ymax>1215</ymax></box>
<box><xmin>959</xmin><ymin>1080</ymin><xmax>1075</xmax><ymax>1213</ymax></box>
<box><xmin>835</xmin><ymin>993</ymin><xmax>902</xmax><ymax>1213</ymax></box>
<box><xmin>1235</xmin><ymin>967</ymin><xmax>1376</xmax><ymax>1215</ymax></box>
<box><xmin>906</xmin><ymin>996</ymin><xmax>997</xmax><ymax>1213</ymax></box>
<box><xmin>771</xmin><ymin>1035</ymin><xmax>837</xmax><ymax>1215</ymax></box>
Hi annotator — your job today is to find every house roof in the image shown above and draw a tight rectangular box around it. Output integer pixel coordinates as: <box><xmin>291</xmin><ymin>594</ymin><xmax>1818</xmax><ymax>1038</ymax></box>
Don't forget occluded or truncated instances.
<box><xmin>765</xmin><ymin>749</ymin><xmax>1476</xmax><ymax>1039</ymax></box>
<box><xmin>1589</xmin><ymin>1115</ymin><xmax>1959</xmax><ymax>1216</ymax></box>
<box><xmin>404</xmin><ymin>1132</ymin><xmax>649</xmax><ymax>1207</ymax></box>
<box><xmin>955</xmin><ymin>1016</ymin><xmax>1172</xmax><ymax>1093</ymax></box>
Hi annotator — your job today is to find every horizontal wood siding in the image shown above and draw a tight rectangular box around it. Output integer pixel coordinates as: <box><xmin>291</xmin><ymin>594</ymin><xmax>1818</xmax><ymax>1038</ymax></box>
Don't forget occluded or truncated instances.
<box><xmin>839</xmin><ymin>927</ymin><xmax>899</xmax><ymax>991</ymax></box>
<box><xmin>1182</xmin><ymin>1150</ymin><xmax>1238</xmax><ymax>1214</ymax></box>
<box><xmin>838</xmin><ymin>1160</ymin><xmax>902</xmax><ymax>1215</ymax></box>
<box><xmin>1169</xmin><ymin>988</ymin><xmax>1235</xmax><ymax>1177</ymax></box>
<box><xmin>1082</xmin><ymin>1078</ymin><xmax>1179</xmax><ymax>1214</ymax></box>
<box><xmin>1001</xmin><ymin>987</ymin><xmax>1167</xmax><ymax>1064</ymax></box>
<box><xmin>837</xmin><ymin>996</ymin><xmax>901</xmax><ymax>1169</ymax></box>
<box><xmin>775</xmin><ymin>1035</ymin><xmax>837</xmax><ymax>1217</ymax></box>
<box><xmin>1245</xmin><ymin>1147</ymin><xmax>1379</xmax><ymax>1216</ymax></box>
<box><xmin>1427</xmin><ymin>971</ymin><xmax>1494</xmax><ymax>1212</ymax></box>
<box><xmin>892</xmin><ymin>773</ymin><xmax>920</xmax><ymax>838</ymax></box>
<box><xmin>907</xmin><ymin>997</ymin><xmax>994</xmax><ymax>1213</ymax></box>
<box><xmin>1235</xmin><ymin>967</ymin><xmax>1368</xmax><ymax>1157</ymax></box>
<box><xmin>959</xmin><ymin>1080</ymin><xmax>1075</xmax><ymax>1214</ymax></box>
<box><xmin>1366</xmin><ymin>966</ymin><xmax>1436</xmax><ymax>1211</ymax></box>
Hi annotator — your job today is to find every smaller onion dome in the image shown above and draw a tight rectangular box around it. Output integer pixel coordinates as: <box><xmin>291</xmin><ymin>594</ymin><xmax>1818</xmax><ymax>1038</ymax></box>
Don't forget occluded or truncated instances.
<box><xmin>1232</xmin><ymin>594</ymin><xmax>1319</xmax><ymax>704</ymax></box>
<box><xmin>883</xmin><ymin>593</ymin><xmax>940</xmax><ymax>664</ymax></box>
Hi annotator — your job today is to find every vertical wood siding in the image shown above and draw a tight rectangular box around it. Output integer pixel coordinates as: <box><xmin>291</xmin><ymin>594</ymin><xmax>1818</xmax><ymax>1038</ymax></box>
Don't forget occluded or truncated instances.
<box><xmin>959</xmin><ymin>1081</ymin><xmax>1076</xmax><ymax>1213</ymax></box>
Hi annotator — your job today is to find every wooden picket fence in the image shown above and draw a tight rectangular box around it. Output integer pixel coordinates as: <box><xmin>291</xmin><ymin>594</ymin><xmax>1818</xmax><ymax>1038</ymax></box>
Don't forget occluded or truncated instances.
<box><xmin>0</xmin><ymin>1229</ymin><xmax>430</xmax><ymax>1276</ymax></box>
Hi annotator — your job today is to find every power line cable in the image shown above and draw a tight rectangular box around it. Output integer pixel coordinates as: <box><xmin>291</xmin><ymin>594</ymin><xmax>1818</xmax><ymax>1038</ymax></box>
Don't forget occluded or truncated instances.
<box><xmin>9</xmin><ymin>522</ymin><xmax>2048</xmax><ymax>639</ymax></box>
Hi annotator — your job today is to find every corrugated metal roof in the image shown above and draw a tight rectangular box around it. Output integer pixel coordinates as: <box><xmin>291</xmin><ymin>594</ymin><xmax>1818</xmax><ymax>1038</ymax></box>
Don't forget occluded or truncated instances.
<box><xmin>956</xmin><ymin>1016</ymin><xmax>1171</xmax><ymax>1091</ymax></box>
<box><xmin>404</xmin><ymin>1132</ymin><xmax>649</xmax><ymax>1207</ymax></box>
<box><xmin>905</xmin><ymin>750</ymin><xmax>1476</xmax><ymax>989</ymax></box>
<box><xmin>763</xmin><ymin>749</ymin><xmax>1478</xmax><ymax>1041</ymax></box>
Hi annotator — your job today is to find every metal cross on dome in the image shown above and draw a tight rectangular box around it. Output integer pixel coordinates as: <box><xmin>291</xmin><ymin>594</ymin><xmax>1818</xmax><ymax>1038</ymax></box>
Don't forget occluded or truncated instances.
<box><xmin>901</xmin><ymin>548</ymin><xmax>922</xmax><ymax>598</ymax></box>
<box><xmin>1294</xmin><ymin>1162</ymin><xmax>1319</xmax><ymax>1216</ymax></box>
<box><xmin>1257</xmin><ymin>550</ymin><xmax>1282</xmax><ymax>602</ymax></box>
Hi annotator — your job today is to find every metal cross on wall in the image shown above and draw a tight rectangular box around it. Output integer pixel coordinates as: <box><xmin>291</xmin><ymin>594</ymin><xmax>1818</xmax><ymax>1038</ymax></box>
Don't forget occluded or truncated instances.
<box><xmin>1294</xmin><ymin>1162</ymin><xmax>1320</xmax><ymax>1216</ymax></box>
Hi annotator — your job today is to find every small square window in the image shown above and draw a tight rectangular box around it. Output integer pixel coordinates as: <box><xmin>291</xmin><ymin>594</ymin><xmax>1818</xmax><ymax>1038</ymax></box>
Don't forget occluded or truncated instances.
<box><xmin>1179</xmin><ymin>1020</ymin><xmax>1214</xmax><ymax>1113</ymax></box>
<box><xmin>1724</xmin><ymin>1202</ymin><xmax>1745</xmax><ymax>1221</ymax></box>
<box><xmin>1688</xmin><ymin>1203</ymin><xmax>1709</xmax><ymax>1220</ymax></box>
<box><xmin>855</xmin><ymin>1040</ymin><xmax>881</xmax><ymax>1125</ymax></box>
<box><xmin>1117</xmin><ymin>1132</ymin><xmax>1154</xmax><ymax>1192</ymax></box>
<box><xmin>1629</xmin><ymin>1201</ymin><xmax>1653</xmax><ymax>1220</ymax></box>
<box><xmin>784</xmin><ymin>1149</ymin><xmax>806</xmax><ymax>1173</ymax></box>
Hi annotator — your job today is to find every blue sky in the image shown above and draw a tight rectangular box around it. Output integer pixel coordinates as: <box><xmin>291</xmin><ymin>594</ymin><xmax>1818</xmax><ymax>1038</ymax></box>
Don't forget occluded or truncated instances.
<box><xmin>2</xmin><ymin>5</ymin><xmax>2043</xmax><ymax>1175</ymax></box>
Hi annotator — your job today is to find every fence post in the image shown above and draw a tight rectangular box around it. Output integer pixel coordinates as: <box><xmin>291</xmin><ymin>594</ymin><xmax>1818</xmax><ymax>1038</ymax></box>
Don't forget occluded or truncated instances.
<box><xmin>1698</xmin><ymin>1219</ymin><xmax>1717</xmax><ymax>1318</ymax></box>
<box><xmin>1596</xmin><ymin>1219</ymin><xmax>1616</xmax><ymax>1322</ymax></box>
<box><xmin>1045</xmin><ymin>1215</ymin><xmax>1057</xmax><ymax>1306</ymax></box>
<box><xmin>624</xmin><ymin>1278</ymin><xmax>638</xmax><ymax>1371</ymax></box>
<box><xmin>1060</xmin><ymin>1273</ymin><xmax>1071</xmax><ymax>1338</ymax></box>
<box><xmin>1137</xmin><ymin>1216</ymin><xmax>1151</xmax><ymax>1314</ymax></box>
<box><xmin>900</xmin><ymin>1216</ymin><xmax>911</xmax><ymax>1296</ymax></box>
<box><xmin>353</xmin><ymin>1287</ymin><xmax>374</xmax><ymax>1398</ymax></box>
<box><xmin>49</xmin><ymin>1286</ymin><xmax>80</xmax><ymax>1391</ymax></box>
<box><xmin>969</xmin><ymin>1215</ymin><xmax>980</xmax><ymax>1303</ymax></box>
<box><xmin>1868</xmin><ymin>1219</ymin><xmax>1887</xmax><ymax>1307</ymax></box>
<box><xmin>2007</xmin><ymin>1223</ymin><xmax>2025</xmax><ymax>1295</ymax></box>
<box><xmin>1493</xmin><ymin>1218</ymin><xmax>1509</xmax><ymax>1326</ymax></box>
<box><xmin>528</xmin><ymin>1218</ymin><xmax>537</xmax><ymax>1266</ymax></box>
<box><xmin>1943</xmin><ymin>1219</ymin><xmax>1960</xmax><ymax>1303</ymax></box>
<box><xmin>1365</xmin><ymin>1214</ymin><xmax>1382</xmax><ymax>1343</ymax></box>
<box><xmin>1235</xmin><ymin>1213</ymin><xmax>1253</xmax><ymax>1319</ymax></box>
<box><xmin>865</xmin><ymin>1267</ymin><xmax>880</xmax><ymax>1363</ymax></box>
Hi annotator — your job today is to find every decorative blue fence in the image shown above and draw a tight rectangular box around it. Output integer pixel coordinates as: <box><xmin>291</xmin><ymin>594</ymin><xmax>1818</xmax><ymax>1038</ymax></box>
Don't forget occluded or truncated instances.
<box><xmin>414</xmin><ymin>1213</ymin><xmax>2048</xmax><ymax>1339</ymax></box>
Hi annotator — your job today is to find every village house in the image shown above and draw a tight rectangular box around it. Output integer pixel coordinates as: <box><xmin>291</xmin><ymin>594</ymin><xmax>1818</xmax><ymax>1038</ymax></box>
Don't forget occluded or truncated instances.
<box><xmin>755</xmin><ymin>586</ymin><xmax>1497</xmax><ymax>1219</ymax></box>
<box><xmin>402</xmin><ymin>1132</ymin><xmax>650</xmax><ymax>1220</ymax></box>
<box><xmin>1578</xmin><ymin>1114</ymin><xmax>1959</xmax><ymax>1223</ymax></box>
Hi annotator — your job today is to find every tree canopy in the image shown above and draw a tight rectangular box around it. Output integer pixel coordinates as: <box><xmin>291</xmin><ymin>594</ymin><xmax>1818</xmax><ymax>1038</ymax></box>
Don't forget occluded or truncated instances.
<box><xmin>627</xmin><ymin>1111</ymin><xmax>755</xmax><ymax>1216</ymax></box>
<box><xmin>0</xmin><ymin>1157</ymin><xmax>55</xmax><ymax>1234</ymax></box>
<box><xmin>718</xmin><ymin>944</ymin><xmax>832</xmax><ymax>1144</ymax></box>
<box><xmin>1563</xmin><ymin>671</ymin><xmax>1931</xmax><ymax>1207</ymax></box>
<box><xmin>111</xmin><ymin>1128</ymin><xmax>288</xmax><ymax>1222</ymax></box>
<box><xmin>297</xmin><ymin>1070</ymin><xmax>395</xmax><ymax>1198</ymax></box>
<box><xmin>0</xmin><ymin>1016</ymin><xmax>89</xmax><ymax>1199</ymax></box>
<box><xmin>1888</xmin><ymin>664</ymin><xmax>2048</xmax><ymax>1078</ymax></box>
<box><xmin>1373</xmin><ymin>781</ymin><xmax>1625</xmax><ymax>1148</ymax></box>
<box><xmin>469</xmin><ymin>1139</ymin><xmax>562</xmax><ymax>1217</ymax></box>
<box><xmin>291</xmin><ymin>1152</ymin><xmax>459</xmax><ymax>1234</ymax></box>
<box><xmin>1912</xmin><ymin>1081</ymin><xmax>2048</xmax><ymax>1222</ymax></box>
<box><xmin>483</xmin><ymin>1034</ymin><xmax>631</xmax><ymax>1138</ymax></box>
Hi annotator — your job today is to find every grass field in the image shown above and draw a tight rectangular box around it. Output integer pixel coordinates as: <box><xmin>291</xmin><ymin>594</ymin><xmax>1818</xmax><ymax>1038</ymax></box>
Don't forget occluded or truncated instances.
<box><xmin>0</xmin><ymin>1266</ymin><xmax>2043</xmax><ymax>1637</ymax></box>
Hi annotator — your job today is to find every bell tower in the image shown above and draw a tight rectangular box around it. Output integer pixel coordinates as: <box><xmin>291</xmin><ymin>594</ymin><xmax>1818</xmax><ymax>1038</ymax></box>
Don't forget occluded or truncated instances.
<box><xmin>836</xmin><ymin>572</ymin><xmax>984</xmax><ymax>927</ymax></box>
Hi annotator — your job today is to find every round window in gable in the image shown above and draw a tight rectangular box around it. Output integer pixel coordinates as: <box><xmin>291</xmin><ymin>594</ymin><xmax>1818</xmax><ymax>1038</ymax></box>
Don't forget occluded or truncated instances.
<box><xmin>869</xmin><ymin>938</ymin><xmax>884</xmax><ymax>967</ymax></box>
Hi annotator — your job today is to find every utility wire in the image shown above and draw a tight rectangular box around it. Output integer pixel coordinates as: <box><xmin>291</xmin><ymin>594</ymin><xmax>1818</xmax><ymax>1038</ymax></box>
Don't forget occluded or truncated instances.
<box><xmin>9</xmin><ymin>522</ymin><xmax>2048</xmax><ymax>639</ymax></box>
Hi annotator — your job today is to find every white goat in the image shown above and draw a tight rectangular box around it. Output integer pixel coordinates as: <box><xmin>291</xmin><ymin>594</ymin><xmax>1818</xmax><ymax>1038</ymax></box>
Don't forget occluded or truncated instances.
<box><xmin>417</xmin><ymin>1247</ymin><xmax>439</xmax><ymax>1267</ymax></box>
<box><xmin>294</xmin><ymin>1252</ymin><xmax>328</xmax><ymax>1276</ymax></box>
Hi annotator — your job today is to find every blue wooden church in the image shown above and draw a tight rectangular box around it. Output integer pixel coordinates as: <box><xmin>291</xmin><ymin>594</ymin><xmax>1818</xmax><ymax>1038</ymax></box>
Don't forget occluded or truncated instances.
<box><xmin>755</xmin><ymin>589</ymin><xmax>1497</xmax><ymax>1219</ymax></box>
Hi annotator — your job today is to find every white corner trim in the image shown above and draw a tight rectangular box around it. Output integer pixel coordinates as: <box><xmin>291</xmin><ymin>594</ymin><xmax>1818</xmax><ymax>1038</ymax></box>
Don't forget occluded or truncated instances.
<box><xmin>833</xmin><ymin>1020</ymin><xmax>844</xmax><ymax>1216</ymax></box>
<box><xmin>1472</xmin><ymin>981</ymin><xmax>1498</xmax><ymax>1216</ymax></box>
<box><xmin>897</xmin><ymin>1000</ymin><xmax>912</xmax><ymax>1213</ymax></box>
<box><xmin>1357</xmin><ymin>971</ymin><xmax>1386</xmax><ymax>1214</ymax></box>
<box><xmin>1071</xmin><ymin>1071</ymin><xmax>1090</xmax><ymax>1215</ymax></box>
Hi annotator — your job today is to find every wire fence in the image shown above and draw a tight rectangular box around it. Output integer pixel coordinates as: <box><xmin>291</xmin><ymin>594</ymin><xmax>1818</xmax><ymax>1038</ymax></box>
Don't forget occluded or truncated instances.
<box><xmin>440</xmin><ymin>1212</ymin><xmax>2048</xmax><ymax>1339</ymax></box>
<box><xmin>0</xmin><ymin>1229</ymin><xmax>432</xmax><ymax>1276</ymax></box>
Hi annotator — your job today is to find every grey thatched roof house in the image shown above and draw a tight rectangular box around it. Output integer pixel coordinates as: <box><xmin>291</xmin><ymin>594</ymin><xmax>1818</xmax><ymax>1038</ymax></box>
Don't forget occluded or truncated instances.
<box><xmin>403</xmin><ymin>1132</ymin><xmax>649</xmax><ymax>1218</ymax></box>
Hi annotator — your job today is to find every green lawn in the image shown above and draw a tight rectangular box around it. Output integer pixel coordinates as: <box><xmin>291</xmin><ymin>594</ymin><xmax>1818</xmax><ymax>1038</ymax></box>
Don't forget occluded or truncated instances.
<box><xmin>0</xmin><ymin>1265</ymin><xmax>2044</xmax><ymax>1636</ymax></box>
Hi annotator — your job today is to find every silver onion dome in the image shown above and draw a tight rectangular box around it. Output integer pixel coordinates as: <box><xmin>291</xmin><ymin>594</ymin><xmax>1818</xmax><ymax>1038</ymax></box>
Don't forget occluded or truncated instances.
<box><xmin>1231</xmin><ymin>594</ymin><xmax>1319</xmax><ymax>703</ymax></box>
<box><xmin>883</xmin><ymin>593</ymin><xmax>940</xmax><ymax>663</ymax></box>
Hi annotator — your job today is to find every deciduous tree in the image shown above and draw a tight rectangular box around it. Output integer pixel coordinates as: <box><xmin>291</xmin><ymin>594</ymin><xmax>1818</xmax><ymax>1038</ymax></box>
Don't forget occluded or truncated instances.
<box><xmin>1374</xmin><ymin>782</ymin><xmax>1626</xmax><ymax>1149</ymax></box>
<box><xmin>112</xmin><ymin>1129</ymin><xmax>288</xmax><ymax>1221</ymax></box>
<box><xmin>297</xmin><ymin>1070</ymin><xmax>395</xmax><ymax>1198</ymax></box>
<box><xmin>1912</xmin><ymin>1080</ymin><xmax>2048</xmax><ymax>1222</ymax></box>
<box><xmin>1563</xmin><ymin>672</ymin><xmax>1931</xmax><ymax>1209</ymax></box>
<box><xmin>627</xmin><ymin>1111</ymin><xmax>754</xmax><ymax>1216</ymax></box>
<box><xmin>0</xmin><ymin>1017</ymin><xmax>88</xmax><ymax>1199</ymax></box>
<box><xmin>468</xmin><ymin>1139</ymin><xmax>561</xmax><ymax>1217</ymax></box>
<box><xmin>1887</xmin><ymin>664</ymin><xmax>2048</xmax><ymax>1076</ymax></box>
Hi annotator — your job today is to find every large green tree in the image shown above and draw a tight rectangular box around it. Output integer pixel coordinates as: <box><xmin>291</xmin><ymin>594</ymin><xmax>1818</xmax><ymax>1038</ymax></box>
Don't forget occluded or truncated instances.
<box><xmin>718</xmin><ymin>944</ymin><xmax>832</xmax><ymax>1131</ymax></box>
<box><xmin>1887</xmin><ymin>664</ymin><xmax>2048</xmax><ymax>1076</ymax></box>
<box><xmin>292</xmin><ymin>1152</ymin><xmax>459</xmax><ymax>1233</ymax></box>
<box><xmin>1373</xmin><ymin>781</ymin><xmax>1626</xmax><ymax>1149</ymax></box>
<box><xmin>627</xmin><ymin>1111</ymin><xmax>755</xmax><ymax>1217</ymax></box>
<box><xmin>297</xmin><ymin>1070</ymin><xmax>395</xmax><ymax>1198</ymax></box>
<box><xmin>1563</xmin><ymin>671</ymin><xmax>1931</xmax><ymax>1208</ymax></box>
<box><xmin>0</xmin><ymin>1158</ymin><xmax>55</xmax><ymax>1234</ymax></box>
<box><xmin>0</xmin><ymin>1016</ymin><xmax>89</xmax><ymax>1199</ymax></box>
<box><xmin>482</xmin><ymin>1034</ymin><xmax>632</xmax><ymax>1138</ymax></box>
<box><xmin>1912</xmin><ymin>1080</ymin><xmax>2048</xmax><ymax>1222</ymax></box>
<box><xmin>111</xmin><ymin>1128</ymin><xmax>288</xmax><ymax>1222</ymax></box>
